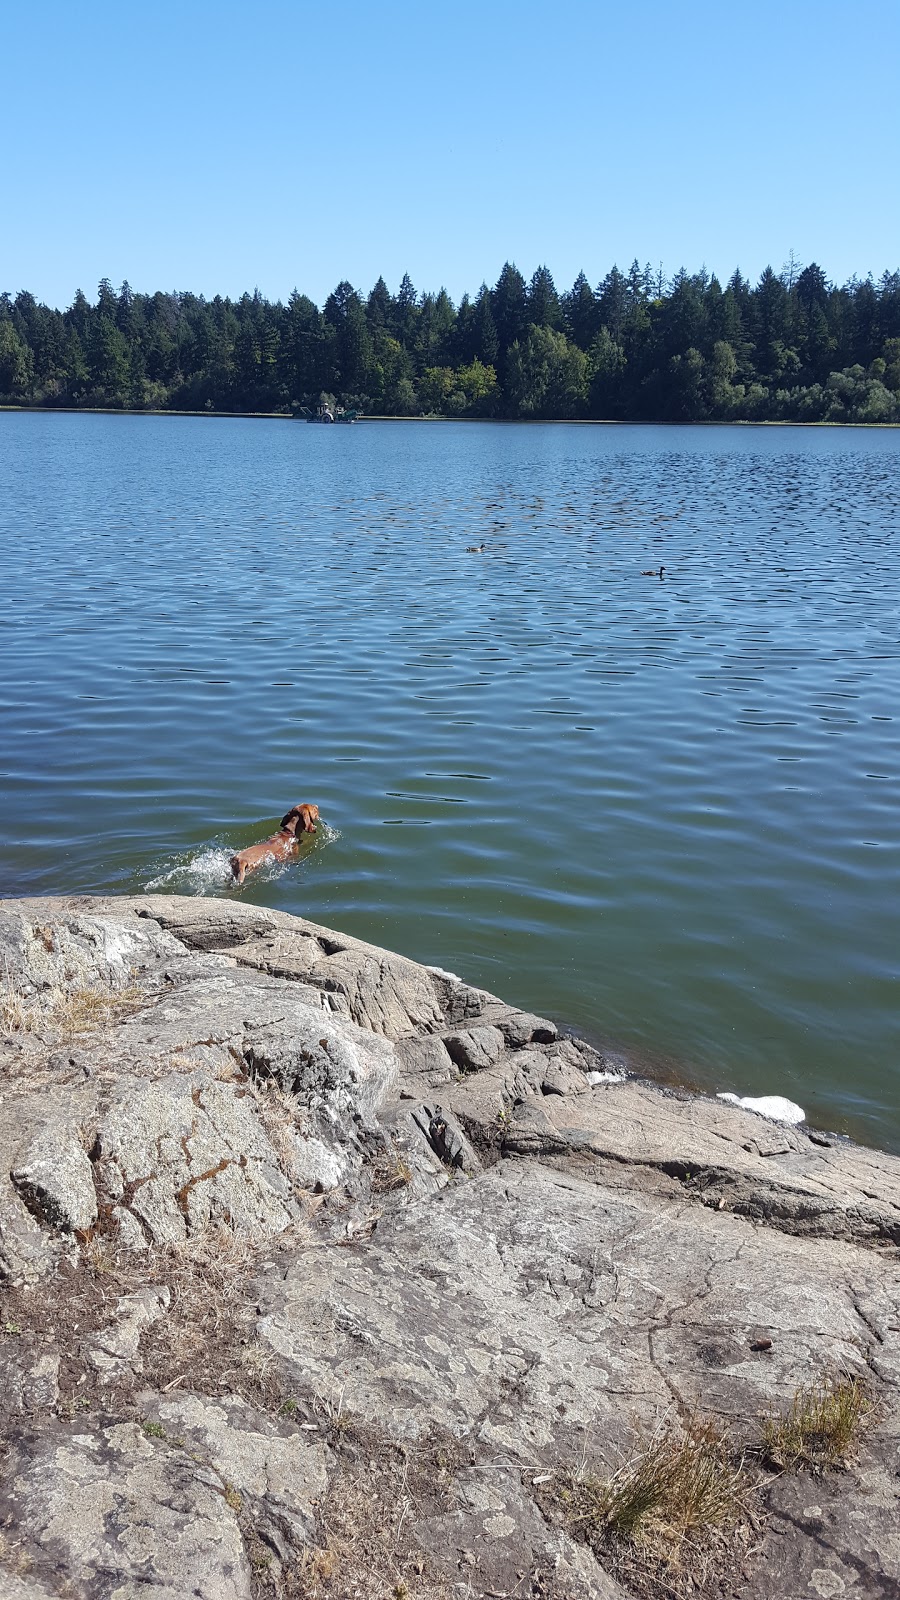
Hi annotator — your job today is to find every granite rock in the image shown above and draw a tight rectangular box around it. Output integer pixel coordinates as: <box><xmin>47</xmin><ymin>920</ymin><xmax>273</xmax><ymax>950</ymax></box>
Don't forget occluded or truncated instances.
<box><xmin>1</xmin><ymin>893</ymin><xmax>899</xmax><ymax>1600</ymax></box>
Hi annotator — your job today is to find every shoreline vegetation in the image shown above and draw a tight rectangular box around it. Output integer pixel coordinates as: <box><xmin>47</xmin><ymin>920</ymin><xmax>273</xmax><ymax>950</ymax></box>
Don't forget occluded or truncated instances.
<box><xmin>3</xmin><ymin>257</ymin><xmax>900</xmax><ymax>425</ymax></box>
<box><xmin>3</xmin><ymin>402</ymin><xmax>899</xmax><ymax>428</ymax></box>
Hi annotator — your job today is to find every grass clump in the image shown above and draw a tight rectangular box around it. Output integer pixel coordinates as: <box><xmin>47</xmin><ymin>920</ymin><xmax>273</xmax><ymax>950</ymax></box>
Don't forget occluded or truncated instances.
<box><xmin>370</xmin><ymin>1147</ymin><xmax>414</xmax><ymax>1193</ymax></box>
<box><xmin>564</xmin><ymin>1416</ymin><xmax>746</xmax><ymax>1553</ymax></box>
<box><xmin>254</xmin><ymin>1079</ymin><xmax>317</xmax><ymax>1188</ymax></box>
<box><xmin>761</xmin><ymin>1373</ymin><xmax>870</xmax><ymax>1471</ymax></box>
<box><xmin>0</xmin><ymin>988</ymin><xmax>41</xmax><ymax>1033</ymax></box>
<box><xmin>284</xmin><ymin>1428</ymin><xmax>460</xmax><ymax>1600</ymax></box>
<box><xmin>58</xmin><ymin>983</ymin><xmax>144</xmax><ymax>1033</ymax></box>
<box><xmin>551</xmin><ymin>1414</ymin><xmax>754</xmax><ymax>1597</ymax></box>
<box><xmin>1</xmin><ymin>980</ymin><xmax>144</xmax><ymax>1038</ymax></box>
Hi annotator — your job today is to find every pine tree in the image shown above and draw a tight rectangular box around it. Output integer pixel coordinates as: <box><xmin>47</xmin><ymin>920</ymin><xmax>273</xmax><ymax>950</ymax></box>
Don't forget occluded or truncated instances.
<box><xmin>527</xmin><ymin>266</ymin><xmax>560</xmax><ymax>329</ymax></box>
<box><xmin>563</xmin><ymin>272</ymin><xmax>599</xmax><ymax>349</ymax></box>
<box><xmin>366</xmin><ymin>277</ymin><xmax>392</xmax><ymax>330</ymax></box>
<box><xmin>491</xmin><ymin>263</ymin><xmax>528</xmax><ymax>352</ymax></box>
<box><xmin>473</xmin><ymin>285</ymin><xmax>499</xmax><ymax>366</ymax></box>
<box><xmin>596</xmin><ymin>266</ymin><xmax>628</xmax><ymax>342</ymax></box>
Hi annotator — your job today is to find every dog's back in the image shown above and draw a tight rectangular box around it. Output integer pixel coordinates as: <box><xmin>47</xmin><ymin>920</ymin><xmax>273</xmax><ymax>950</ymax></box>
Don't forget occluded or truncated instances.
<box><xmin>230</xmin><ymin>803</ymin><xmax>319</xmax><ymax>885</ymax></box>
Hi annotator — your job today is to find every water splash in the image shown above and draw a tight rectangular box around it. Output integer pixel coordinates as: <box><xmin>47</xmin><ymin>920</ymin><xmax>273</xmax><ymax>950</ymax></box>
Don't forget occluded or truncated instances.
<box><xmin>143</xmin><ymin>845</ymin><xmax>235</xmax><ymax>895</ymax></box>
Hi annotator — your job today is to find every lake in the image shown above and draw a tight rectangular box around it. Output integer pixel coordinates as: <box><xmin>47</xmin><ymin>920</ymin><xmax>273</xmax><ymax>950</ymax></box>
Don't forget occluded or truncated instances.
<box><xmin>1</xmin><ymin>412</ymin><xmax>898</xmax><ymax>1150</ymax></box>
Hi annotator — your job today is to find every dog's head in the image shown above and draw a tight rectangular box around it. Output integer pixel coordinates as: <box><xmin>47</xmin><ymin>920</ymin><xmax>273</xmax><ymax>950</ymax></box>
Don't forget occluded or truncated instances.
<box><xmin>281</xmin><ymin>802</ymin><xmax>319</xmax><ymax>835</ymax></box>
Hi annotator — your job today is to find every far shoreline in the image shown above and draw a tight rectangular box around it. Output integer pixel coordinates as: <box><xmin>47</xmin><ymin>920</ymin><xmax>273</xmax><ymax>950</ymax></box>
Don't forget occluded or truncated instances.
<box><xmin>1</xmin><ymin>404</ymin><xmax>899</xmax><ymax>430</ymax></box>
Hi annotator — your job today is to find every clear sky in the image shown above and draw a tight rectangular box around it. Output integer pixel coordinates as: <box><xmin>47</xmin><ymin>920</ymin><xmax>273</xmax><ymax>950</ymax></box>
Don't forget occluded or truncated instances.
<box><xmin>3</xmin><ymin>0</ymin><xmax>899</xmax><ymax>310</ymax></box>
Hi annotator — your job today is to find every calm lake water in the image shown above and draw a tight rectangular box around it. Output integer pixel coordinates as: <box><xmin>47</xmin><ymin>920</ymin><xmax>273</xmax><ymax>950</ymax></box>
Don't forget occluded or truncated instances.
<box><xmin>1</xmin><ymin>412</ymin><xmax>898</xmax><ymax>1150</ymax></box>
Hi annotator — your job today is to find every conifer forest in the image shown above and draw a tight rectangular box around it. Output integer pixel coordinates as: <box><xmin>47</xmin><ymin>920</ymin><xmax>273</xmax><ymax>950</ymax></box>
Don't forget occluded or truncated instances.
<box><xmin>2</xmin><ymin>259</ymin><xmax>899</xmax><ymax>423</ymax></box>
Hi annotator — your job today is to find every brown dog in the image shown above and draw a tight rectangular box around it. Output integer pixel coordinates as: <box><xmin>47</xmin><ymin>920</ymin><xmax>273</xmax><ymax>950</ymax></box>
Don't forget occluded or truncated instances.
<box><xmin>230</xmin><ymin>803</ymin><xmax>319</xmax><ymax>885</ymax></box>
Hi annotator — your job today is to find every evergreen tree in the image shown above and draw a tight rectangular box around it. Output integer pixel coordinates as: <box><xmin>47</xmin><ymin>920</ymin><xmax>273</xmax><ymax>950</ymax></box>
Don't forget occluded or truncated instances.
<box><xmin>281</xmin><ymin>291</ymin><xmax>326</xmax><ymax>399</ymax></box>
<box><xmin>879</xmin><ymin>271</ymin><xmax>900</xmax><ymax>340</ymax></box>
<box><xmin>707</xmin><ymin>278</ymin><xmax>743</xmax><ymax>349</ymax></box>
<box><xmin>627</xmin><ymin>260</ymin><xmax>650</xmax><ymax>305</ymax></box>
<box><xmin>116</xmin><ymin>281</ymin><xmax>137</xmax><ymax>335</ymax></box>
<box><xmin>96</xmin><ymin>277</ymin><xmax>118</xmax><ymax>320</ymax></box>
<box><xmin>588</xmin><ymin>328</ymin><xmax>626</xmax><ymax>417</ymax></box>
<box><xmin>563</xmin><ymin>272</ymin><xmax>599</xmax><ymax>349</ymax></box>
<box><xmin>596</xmin><ymin>265</ymin><xmax>628</xmax><ymax>342</ymax></box>
<box><xmin>491</xmin><ymin>262</ymin><xmax>528</xmax><ymax>352</ymax></box>
<box><xmin>61</xmin><ymin>326</ymin><xmax>89</xmax><ymax>395</ymax></box>
<box><xmin>754</xmin><ymin>266</ymin><xmax>793</xmax><ymax>381</ymax></box>
<box><xmin>366</xmin><ymin>276</ymin><xmax>392</xmax><ymax>330</ymax></box>
<box><xmin>393</xmin><ymin>273</ymin><xmax>418</xmax><ymax>344</ymax></box>
<box><xmin>68</xmin><ymin>289</ymin><xmax>91</xmax><ymax>338</ymax></box>
<box><xmin>452</xmin><ymin>293</ymin><xmax>478</xmax><ymax>363</ymax></box>
<box><xmin>87</xmin><ymin>316</ymin><xmax>129</xmax><ymax>397</ymax></box>
<box><xmin>796</xmin><ymin>263</ymin><xmax>829</xmax><ymax>313</ymax></box>
<box><xmin>661</xmin><ymin>270</ymin><xmax>706</xmax><ymax>357</ymax></box>
<box><xmin>527</xmin><ymin>266</ymin><xmax>560</xmax><ymax>329</ymax></box>
<box><xmin>849</xmin><ymin>276</ymin><xmax>878</xmax><ymax>365</ymax></box>
<box><xmin>473</xmin><ymin>285</ymin><xmax>499</xmax><ymax>366</ymax></box>
<box><xmin>324</xmin><ymin>281</ymin><xmax>372</xmax><ymax>394</ymax></box>
<box><xmin>0</xmin><ymin>320</ymin><xmax>33</xmax><ymax>394</ymax></box>
<box><xmin>417</xmin><ymin>288</ymin><xmax>455</xmax><ymax>367</ymax></box>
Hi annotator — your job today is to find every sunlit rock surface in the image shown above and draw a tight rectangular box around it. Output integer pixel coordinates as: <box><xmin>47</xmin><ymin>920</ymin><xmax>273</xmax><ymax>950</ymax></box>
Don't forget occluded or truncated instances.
<box><xmin>0</xmin><ymin>894</ymin><xmax>898</xmax><ymax>1599</ymax></box>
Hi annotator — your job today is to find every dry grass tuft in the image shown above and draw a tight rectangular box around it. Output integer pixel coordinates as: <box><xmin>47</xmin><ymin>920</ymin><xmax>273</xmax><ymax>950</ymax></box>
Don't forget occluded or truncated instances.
<box><xmin>1</xmin><ymin>979</ymin><xmax>144</xmax><ymax>1038</ymax></box>
<box><xmin>240</xmin><ymin>1339</ymin><xmax>278</xmax><ymax>1386</ymax></box>
<box><xmin>255</xmin><ymin>1080</ymin><xmax>311</xmax><ymax>1183</ymax></box>
<box><xmin>82</xmin><ymin>1234</ymin><xmax>121</xmax><ymax>1275</ymax></box>
<box><xmin>256</xmin><ymin>1078</ymin><xmax>308</xmax><ymax>1125</ymax></box>
<box><xmin>280</xmin><ymin>1426</ymin><xmax>459</xmax><ymax>1600</ymax></box>
<box><xmin>312</xmin><ymin>1383</ymin><xmax>352</xmax><ymax>1438</ymax></box>
<box><xmin>57</xmin><ymin>983</ymin><xmax>145</xmax><ymax>1033</ymax></box>
<box><xmin>131</xmin><ymin>1223</ymin><xmax>263</xmax><ymax>1388</ymax></box>
<box><xmin>761</xmin><ymin>1373</ymin><xmax>871</xmax><ymax>1471</ymax></box>
<box><xmin>1</xmin><ymin>988</ymin><xmax>41</xmax><ymax>1033</ymax></box>
<box><xmin>547</xmin><ymin>1413</ymin><xmax>758</xmax><ymax>1598</ymax></box>
<box><xmin>562</xmin><ymin>1416</ymin><xmax>746</xmax><ymax>1556</ymax></box>
<box><xmin>223</xmin><ymin>1481</ymin><xmax>243</xmax><ymax>1513</ymax></box>
<box><xmin>369</xmin><ymin>1139</ymin><xmax>414</xmax><ymax>1194</ymax></box>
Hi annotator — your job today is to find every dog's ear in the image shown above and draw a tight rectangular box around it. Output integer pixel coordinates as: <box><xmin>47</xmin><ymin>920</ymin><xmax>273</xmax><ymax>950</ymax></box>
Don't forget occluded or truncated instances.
<box><xmin>280</xmin><ymin>807</ymin><xmax>301</xmax><ymax>831</ymax></box>
<box><xmin>299</xmin><ymin>804</ymin><xmax>319</xmax><ymax>833</ymax></box>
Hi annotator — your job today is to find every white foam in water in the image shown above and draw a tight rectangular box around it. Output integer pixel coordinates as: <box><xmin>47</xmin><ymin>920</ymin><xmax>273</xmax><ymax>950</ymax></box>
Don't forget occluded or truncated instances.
<box><xmin>144</xmin><ymin>846</ymin><xmax>235</xmax><ymax>896</ymax></box>
<box><xmin>716</xmin><ymin>1092</ymin><xmax>805</xmax><ymax>1126</ymax></box>
<box><xmin>585</xmin><ymin>1069</ymin><xmax>627</xmax><ymax>1086</ymax></box>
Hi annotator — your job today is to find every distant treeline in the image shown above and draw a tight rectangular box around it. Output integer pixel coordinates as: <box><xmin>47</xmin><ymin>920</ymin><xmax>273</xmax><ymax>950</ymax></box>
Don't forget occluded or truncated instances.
<box><xmin>2</xmin><ymin>260</ymin><xmax>900</xmax><ymax>423</ymax></box>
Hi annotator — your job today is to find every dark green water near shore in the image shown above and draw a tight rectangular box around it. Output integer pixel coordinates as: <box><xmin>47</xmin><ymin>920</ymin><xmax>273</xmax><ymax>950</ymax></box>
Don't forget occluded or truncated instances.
<box><xmin>1</xmin><ymin>413</ymin><xmax>898</xmax><ymax>1148</ymax></box>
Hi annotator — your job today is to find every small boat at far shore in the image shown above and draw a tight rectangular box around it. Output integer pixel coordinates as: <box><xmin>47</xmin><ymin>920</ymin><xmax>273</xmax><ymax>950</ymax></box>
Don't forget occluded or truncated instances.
<box><xmin>305</xmin><ymin>398</ymin><xmax>359</xmax><ymax>423</ymax></box>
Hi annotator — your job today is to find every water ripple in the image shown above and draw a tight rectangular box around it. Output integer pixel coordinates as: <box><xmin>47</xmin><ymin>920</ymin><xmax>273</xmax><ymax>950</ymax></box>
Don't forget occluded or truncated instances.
<box><xmin>1</xmin><ymin>414</ymin><xmax>898</xmax><ymax>1149</ymax></box>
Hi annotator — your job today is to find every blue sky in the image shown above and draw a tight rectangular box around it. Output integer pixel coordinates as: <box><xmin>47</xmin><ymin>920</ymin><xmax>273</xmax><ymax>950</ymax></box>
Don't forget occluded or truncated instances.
<box><xmin>3</xmin><ymin>0</ymin><xmax>898</xmax><ymax>310</ymax></box>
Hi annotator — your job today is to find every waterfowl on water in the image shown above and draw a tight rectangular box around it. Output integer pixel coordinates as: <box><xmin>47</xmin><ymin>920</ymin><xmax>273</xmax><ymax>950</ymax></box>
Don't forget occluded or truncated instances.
<box><xmin>641</xmin><ymin>565</ymin><xmax>665</xmax><ymax>577</ymax></box>
<box><xmin>466</xmin><ymin>542</ymin><xmax>487</xmax><ymax>552</ymax></box>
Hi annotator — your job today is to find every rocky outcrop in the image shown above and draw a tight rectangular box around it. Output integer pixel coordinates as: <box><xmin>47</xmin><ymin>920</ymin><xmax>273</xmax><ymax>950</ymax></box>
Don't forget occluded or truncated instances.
<box><xmin>1</xmin><ymin>894</ymin><xmax>898</xmax><ymax>1600</ymax></box>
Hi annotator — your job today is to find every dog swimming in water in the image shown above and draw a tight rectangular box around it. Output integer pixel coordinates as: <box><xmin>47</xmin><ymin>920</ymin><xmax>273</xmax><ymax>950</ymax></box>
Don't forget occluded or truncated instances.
<box><xmin>229</xmin><ymin>803</ymin><xmax>319</xmax><ymax>885</ymax></box>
